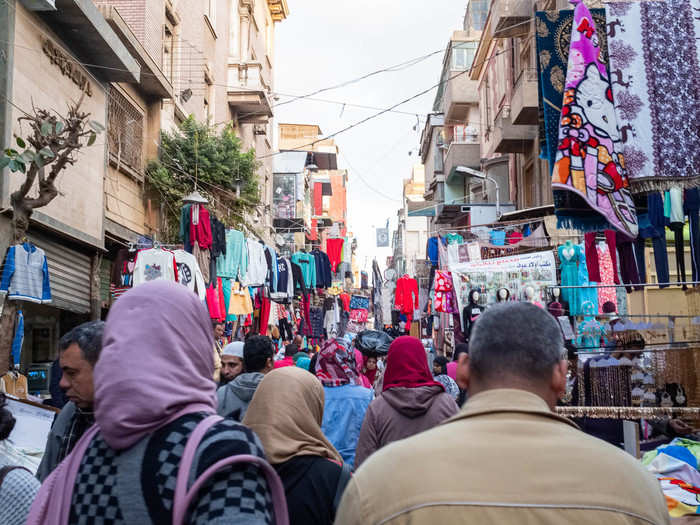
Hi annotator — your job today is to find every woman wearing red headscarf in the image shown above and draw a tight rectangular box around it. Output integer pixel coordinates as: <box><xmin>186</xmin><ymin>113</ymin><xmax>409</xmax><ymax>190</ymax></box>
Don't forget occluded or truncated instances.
<box><xmin>354</xmin><ymin>336</ymin><xmax>458</xmax><ymax>468</ymax></box>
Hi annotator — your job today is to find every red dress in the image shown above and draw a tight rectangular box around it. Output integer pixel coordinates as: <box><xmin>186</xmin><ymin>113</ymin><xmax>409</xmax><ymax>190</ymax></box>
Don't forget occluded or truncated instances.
<box><xmin>394</xmin><ymin>275</ymin><xmax>419</xmax><ymax>323</ymax></box>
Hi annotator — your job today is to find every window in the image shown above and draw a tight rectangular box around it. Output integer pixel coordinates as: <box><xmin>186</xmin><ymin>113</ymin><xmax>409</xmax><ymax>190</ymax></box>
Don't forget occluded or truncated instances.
<box><xmin>523</xmin><ymin>161</ymin><xmax>537</xmax><ymax>208</ymax></box>
<box><xmin>434</xmin><ymin>130</ymin><xmax>445</xmax><ymax>173</ymax></box>
<box><xmin>451</xmin><ymin>42</ymin><xmax>478</xmax><ymax>71</ymax></box>
<box><xmin>163</xmin><ymin>25</ymin><xmax>173</xmax><ymax>82</ymax></box>
<box><xmin>107</xmin><ymin>89</ymin><xmax>144</xmax><ymax>175</ymax></box>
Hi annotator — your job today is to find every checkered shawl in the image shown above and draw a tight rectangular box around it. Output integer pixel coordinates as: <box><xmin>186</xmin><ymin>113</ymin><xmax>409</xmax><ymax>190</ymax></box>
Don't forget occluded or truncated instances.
<box><xmin>64</xmin><ymin>413</ymin><xmax>273</xmax><ymax>525</ymax></box>
<box><xmin>315</xmin><ymin>339</ymin><xmax>363</xmax><ymax>387</ymax></box>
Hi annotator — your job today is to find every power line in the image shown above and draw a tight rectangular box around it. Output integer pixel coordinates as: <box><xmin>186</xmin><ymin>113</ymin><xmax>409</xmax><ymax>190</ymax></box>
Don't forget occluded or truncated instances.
<box><xmin>273</xmin><ymin>49</ymin><xmax>444</xmax><ymax>108</ymax></box>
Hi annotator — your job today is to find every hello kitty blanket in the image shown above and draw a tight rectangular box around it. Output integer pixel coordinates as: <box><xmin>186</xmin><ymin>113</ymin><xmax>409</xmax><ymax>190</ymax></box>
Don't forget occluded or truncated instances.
<box><xmin>552</xmin><ymin>0</ymin><xmax>638</xmax><ymax>238</ymax></box>
<box><xmin>605</xmin><ymin>0</ymin><xmax>700</xmax><ymax>193</ymax></box>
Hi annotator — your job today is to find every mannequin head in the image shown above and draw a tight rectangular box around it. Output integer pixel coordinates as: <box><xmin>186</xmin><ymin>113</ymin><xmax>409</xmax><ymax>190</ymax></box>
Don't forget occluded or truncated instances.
<box><xmin>552</xmin><ymin>287</ymin><xmax>560</xmax><ymax>299</ymax></box>
<box><xmin>497</xmin><ymin>288</ymin><xmax>510</xmax><ymax>302</ymax></box>
<box><xmin>524</xmin><ymin>285</ymin><xmax>536</xmax><ymax>300</ymax></box>
<box><xmin>469</xmin><ymin>289</ymin><xmax>480</xmax><ymax>304</ymax></box>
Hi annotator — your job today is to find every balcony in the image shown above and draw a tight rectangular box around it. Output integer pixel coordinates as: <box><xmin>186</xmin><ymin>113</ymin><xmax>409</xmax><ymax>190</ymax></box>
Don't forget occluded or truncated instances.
<box><xmin>227</xmin><ymin>62</ymin><xmax>272</xmax><ymax>122</ymax></box>
<box><xmin>492</xmin><ymin>106</ymin><xmax>537</xmax><ymax>154</ymax></box>
<box><xmin>443</xmin><ymin>74</ymin><xmax>479</xmax><ymax>122</ymax></box>
<box><xmin>444</xmin><ymin>140</ymin><xmax>481</xmax><ymax>184</ymax></box>
<box><xmin>511</xmin><ymin>68</ymin><xmax>539</xmax><ymax>125</ymax></box>
<box><xmin>490</xmin><ymin>0</ymin><xmax>531</xmax><ymax>38</ymax></box>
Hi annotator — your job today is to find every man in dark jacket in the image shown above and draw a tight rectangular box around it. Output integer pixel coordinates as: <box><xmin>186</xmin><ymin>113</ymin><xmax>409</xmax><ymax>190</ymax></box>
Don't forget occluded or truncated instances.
<box><xmin>217</xmin><ymin>335</ymin><xmax>274</xmax><ymax>421</ymax></box>
<box><xmin>37</xmin><ymin>320</ymin><xmax>104</xmax><ymax>481</ymax></box>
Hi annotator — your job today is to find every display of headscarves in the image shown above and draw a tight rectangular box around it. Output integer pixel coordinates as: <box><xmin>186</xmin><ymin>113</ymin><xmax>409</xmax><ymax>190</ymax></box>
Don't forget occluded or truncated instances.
<box><xmin>314</xmin><ymin>338</ymin><xmax>364</xmax><ymax>387</ymax></box>
<box><xmin>551</xmin><ymin>0</ymin><xmax>637</xmax><ymax>237</ymax></box>
<box><xmin>605</xmin><ymin>0</ymin><xmax>700</xmax><ymax>193</ymax></box>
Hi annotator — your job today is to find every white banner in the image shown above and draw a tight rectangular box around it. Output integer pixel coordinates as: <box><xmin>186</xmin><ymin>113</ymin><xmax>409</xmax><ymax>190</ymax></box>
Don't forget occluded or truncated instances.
<box><xmin>451</xmin><ymin>250</ymin><xmax>557</xmax><ymax>326</ymax></box>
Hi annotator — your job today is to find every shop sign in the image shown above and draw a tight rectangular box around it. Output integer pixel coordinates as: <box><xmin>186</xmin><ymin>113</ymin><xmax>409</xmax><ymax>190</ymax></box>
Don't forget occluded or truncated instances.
<box><xmin>451</xmin><ymin>250</ymin><xmax>557</xmax><ymax>319</ymax></box>
<box><xmin>41</xmin><ymin>37</ymin><xmax>92</xmax><ymax>97</ymax></box>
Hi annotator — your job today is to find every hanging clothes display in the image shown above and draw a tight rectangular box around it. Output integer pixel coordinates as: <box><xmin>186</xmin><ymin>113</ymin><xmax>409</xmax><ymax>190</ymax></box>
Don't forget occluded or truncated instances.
<box><xmin>551</xmin><ymin>0</ymin><xmax>637</xmax><ymax>236</ymax></box>
<box><xmin>228</xmin><ymin>282</ymin><xmax>253</xmax><ymax>317</ymax></box>
<box><xmin>242</xmin><ymin>239</ymin><xmax>267</xmax><ymax>287</ymax></box>
<box><xmin>210</xmin><ymin>217</ymin><xmax>226</xmax><ymax>260</ymax></box>
<box><xmin>605</xmin><ymin>0</ymin><xmax>700</xmax><ymax>193</ymax></box>
<box><xmin>189</xmin><ymin>204</ymin><xmax>213</xmax><ymax>249</ymax></box>
<box><xmin>394</xmin><ymin>274</ymin><xmax>419</xmax><ymax>324</ymax></box>
<box><xmin>216</xmin><ymin>229</ymin><xmax>248</xmax><ymax>280</ymax></box>
<box><xmin>110</xmin><ymin>248</ymin><xmax>136</xmax><ymax>300</ymax></box>
<box><xmin>291</xmin><ymin>251</ymin><xmax>317</xmax><ymax>289</ymax></box>
<box><xmin>686</xmin><ymin>188</ymin><xmax>700</xmax><ymax>283</ymax></box>
<box><xmin>462</xmin><ymin>290</ymin><xmax>484</xmax><ymax>340</ymax></box>
<box><xmin>179</xmin><ymin>203</ymin><xmax>192</xmax><ymax>252</ymax></box>
<box><xmin>667</xmin><ymin>188</ymin><xmax>687</xmax><ymax>289</ymax></box>
<box><xmin>173</xmin><ymin>249</ymin><xmax>206</xmax><ymax>301</ymax></box>
<box><xmin>596</xmin><ymin>243</ymin><xmax>617</xmax><ymax>314</ymax></box>
<box><xmin>557</xmin><ymin>241</ymin><xmax>581</xmax><ymax>313</ymax></box>
<box><xmin>0</xmin><ymin>242</ymin><xmax>52</xmax><ymax>303</ymax></box>
<box><xmin>131</xmin><ymin>248</ymin><xmax>178</xmax><ymax>286</ymax></box>
<box><xmin>578</xmin><ymin>242</ymin><xmax>599</xmax><ymax>316</ymax></box>
<box><xmin>192</xmin><ymin>244</ymin><xmax>211</xmax><ymax>284</ymax></box>
<box><xmin>311</xmin><ymin>248</ymin><xmax>332</xmax><ymax>289</ymax></box>
<box><xmin>576</xmin><ymin>301</ymin><xmax>608</xmax><ymax>352</ymax></box>
<box><xmin>326</xmin><ymin>238</ymin><xmax>344</xmax><ymax>272</ymax></box>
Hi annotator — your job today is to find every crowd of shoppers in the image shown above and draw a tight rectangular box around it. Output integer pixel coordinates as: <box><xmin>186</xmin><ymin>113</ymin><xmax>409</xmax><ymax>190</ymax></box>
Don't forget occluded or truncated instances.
<box><xmin>1</xmin><ymin>282</ymin><xmax>673</xmax><ymax>525</ymax></box>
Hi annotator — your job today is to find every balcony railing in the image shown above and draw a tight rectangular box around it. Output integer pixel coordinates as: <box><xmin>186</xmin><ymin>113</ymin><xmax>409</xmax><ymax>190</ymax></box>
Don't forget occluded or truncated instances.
<box><xmin>227</xmin><ymin>61</ymin><xmax>272</xmax><ymax>120</ymax></box>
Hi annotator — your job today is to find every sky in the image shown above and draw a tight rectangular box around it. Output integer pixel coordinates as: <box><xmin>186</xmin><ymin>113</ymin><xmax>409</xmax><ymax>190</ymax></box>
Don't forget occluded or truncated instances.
<box><xmin>274</xmin><ymin>0</ymin><xmax>466</xmax><ymax>273</ymax></box>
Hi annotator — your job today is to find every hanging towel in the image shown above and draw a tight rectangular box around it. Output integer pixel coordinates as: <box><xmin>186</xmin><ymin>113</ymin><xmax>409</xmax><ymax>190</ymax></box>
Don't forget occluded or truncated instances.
<box><xmin>551</xmin><ymin>0</ymin><xmax>637</xmax><ymax>237</ymax></box>
<box><xmin>605</xmin><ymin>0</ymin><xmax>700</xmax><ymax>193</ymax></box>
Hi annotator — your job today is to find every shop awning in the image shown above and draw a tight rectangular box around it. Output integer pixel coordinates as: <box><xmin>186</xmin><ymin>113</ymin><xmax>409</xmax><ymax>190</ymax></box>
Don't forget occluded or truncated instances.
<box><xmin>498</xmin><ymin>205</ymin><xmax>554</xmax><ymax>222</ymax></box>
<box><xmin>407</xmin><ymin>201</ymin><xmax>435</xmax><ymax>217</ymax></box>
<box><xmin>39</xmin><ymin>0</ymin><xmax>140</xmax><ymax>82</ymax></box>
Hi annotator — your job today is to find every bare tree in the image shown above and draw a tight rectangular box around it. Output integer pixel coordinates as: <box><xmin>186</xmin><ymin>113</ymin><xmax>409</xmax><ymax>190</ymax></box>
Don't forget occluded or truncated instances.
<box><xmin>0</xmin><ymin>95</ymin><xmax>102</xmax><ymax>374</ymax></box>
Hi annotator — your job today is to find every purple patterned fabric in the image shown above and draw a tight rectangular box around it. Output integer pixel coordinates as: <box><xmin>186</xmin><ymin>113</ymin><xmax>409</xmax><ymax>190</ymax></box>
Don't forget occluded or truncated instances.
<box><xmin>552</xmin><ymin>0</ymin><xmax>637</xmax><ymax>237</ymax></box>
<box><xmin>606</xmin><ymin>0</ymin><xmax>700</xmax><ymax>192</ymax></box>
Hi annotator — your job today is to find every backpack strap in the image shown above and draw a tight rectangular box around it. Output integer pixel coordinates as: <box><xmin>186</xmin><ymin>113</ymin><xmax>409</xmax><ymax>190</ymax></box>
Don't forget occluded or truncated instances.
<box><xmin>172</xmin><ymin>414</ymin><xmax>289</xmax><ymax>525</ymax></box>
<box><xmin>0</xmin><ymin>465</ymin><xmax>30</xmax><ymax>488</ymax></box>
<box><xmin>333</xmin><ymin>463</ymin><xmax>352</xmax><ymax>511</ymax></box>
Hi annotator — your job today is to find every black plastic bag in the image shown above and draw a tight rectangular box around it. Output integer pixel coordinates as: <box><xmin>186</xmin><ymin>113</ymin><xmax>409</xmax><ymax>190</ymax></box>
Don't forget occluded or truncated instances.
<box><xmin>355</xmin><ymin>330</ymin><xmax>393</xmax><ymax>355</ymax></box>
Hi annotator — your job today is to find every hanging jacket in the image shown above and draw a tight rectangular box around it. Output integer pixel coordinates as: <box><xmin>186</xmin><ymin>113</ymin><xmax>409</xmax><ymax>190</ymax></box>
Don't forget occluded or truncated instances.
<box><xmin>179</xmin><ymin>204</ymin><xmax>192</xmax><ymax>252</ymax></box>
<box><xmin>291</xmin><ymin>261</ymin><xmax>307</xmax><ymax>296</ymax></box>
<box><xmin>292</xmin><ymin>252</ymin><xmax>317</xmax><ymax>289</ymax></box>
<box><xmin>210</xmin><ymin>217</ymin><xmax>227</xmax><ymax>259</ymax></box>
<box><xmin>0</xmin><ymin>243</ymin><xmax>52</xmax><ymax>304</ymax></box>
<box><xmin>241</xmin><ymin>239</ymin><xmax>267</xmax><ymax>287</ymax></box>
<box><xmin>216</xmin><ymin>229</ymin><xmax>248</xmax><ymax>280</ymax></box>
<box><xmin>312</xmin><ymin>249</ymin><xmax>332</xmax><ymax>289</ymax></box>
<box><xmin>189</xmin><ymin>204</ymin><xmax>212</xmax><ymax>249</ymax></box>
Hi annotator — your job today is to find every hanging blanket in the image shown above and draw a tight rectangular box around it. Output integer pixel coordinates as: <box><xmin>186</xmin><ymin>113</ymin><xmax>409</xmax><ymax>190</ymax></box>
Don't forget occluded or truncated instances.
<box><xmin>605</xmin><ymin>0</ymin><xmax>700</xmax><ymax>193</ymax></box>
<box><xmin>535</xmin><ymin>8</ymin><xmax>607</xmax><ymax>170</ymax></box>
<box><xmin>552</xmin><ymin>0</ymin><xmax>638</xmax><ymax>237</ymax></box>
<box><xmin>644</xmin><ymin>443</ymin><xmax>700</xmax><ymax>517</ymax></box>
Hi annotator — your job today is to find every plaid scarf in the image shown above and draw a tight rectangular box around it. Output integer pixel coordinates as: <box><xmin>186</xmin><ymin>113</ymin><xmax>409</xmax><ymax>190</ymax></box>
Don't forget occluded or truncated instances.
<box><xmin>315</xmin><ymin>339</ymin><xmax>363</xmax><ymax>387</ymax></box>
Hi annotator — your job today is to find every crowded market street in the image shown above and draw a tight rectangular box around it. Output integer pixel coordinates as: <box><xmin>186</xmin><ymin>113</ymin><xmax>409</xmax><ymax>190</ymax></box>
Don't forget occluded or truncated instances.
<box><xmin>0</xmin><ymin>0</ymin><xmax>698</xmax><ymax>523</ymax></box>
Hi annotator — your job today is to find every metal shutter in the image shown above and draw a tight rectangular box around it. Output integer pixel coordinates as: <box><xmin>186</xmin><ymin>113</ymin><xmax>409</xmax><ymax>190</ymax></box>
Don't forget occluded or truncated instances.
<box><xmin>28</xmin><ymin>233</ymin><xmax>92</xmax><ymax>314</ymax></box>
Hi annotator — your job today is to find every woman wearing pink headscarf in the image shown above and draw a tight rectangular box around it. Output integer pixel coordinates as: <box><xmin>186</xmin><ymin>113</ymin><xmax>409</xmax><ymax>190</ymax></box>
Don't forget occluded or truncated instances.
<box><xmin>27</xmin><ymin>281</ymin><xmax>276</xmax><ymax>525</ymax></box>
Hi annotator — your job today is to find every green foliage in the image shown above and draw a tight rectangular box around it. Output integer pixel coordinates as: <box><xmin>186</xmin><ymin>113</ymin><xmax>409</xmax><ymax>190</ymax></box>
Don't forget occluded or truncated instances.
<box><xmin>146</xmin><ymin>116</ymin><xmax>261</xmax><ymax>240</ymax></box>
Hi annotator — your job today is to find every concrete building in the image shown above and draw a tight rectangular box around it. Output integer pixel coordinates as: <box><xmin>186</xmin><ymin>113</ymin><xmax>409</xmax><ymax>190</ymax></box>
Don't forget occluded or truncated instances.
<box><xmin>393</xmin><ymin>164</ymin><xmax>429</xmax><ymax>276</ymax></box>
<box><xmin>0</xmin><ymin>0</ymin><xmax>140</xmax><ymax>372</ymax></box>
<box><xmin>277</xmin><ymin>123</ymin><xmax>349</xmax><ymax>254</ymax></box>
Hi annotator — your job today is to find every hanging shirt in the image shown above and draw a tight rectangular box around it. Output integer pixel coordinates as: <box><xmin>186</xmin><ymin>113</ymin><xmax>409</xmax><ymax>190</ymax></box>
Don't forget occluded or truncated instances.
<box><xmin>132</xmin><ymin>248</ymin><xmax>178</xmax><ymax>286</ymax></box>
<box><xmin>311</xmin><ymin>249</ymin><xmax>332</xmax><ymax>289</ymax></box>
<box><xmin>445</xmin><ymin>233</ymin><xmax>464</xmax><ymax>245</ymax></box>
<box><xmin>110</xmin><ymin>248</ymin><xmax>136</xmax><ymax>299</ymax></box>
<box><xmin>241</xmin><ymin>239</ymin><xmax>267</xmax><ymax>287</ymax></box>
<box><xmin>292</xmin><ymin>252</ymin><xmax>317</xmax><ymax>289</ymax></box>
<box><xmin>427</xmin><ymin>237</ymin><xmax>439</xmax><ymax>266</ymax></box>
<box><xmin>0</xmin><ymin>243</ymin><xmax>51</xmax><ymax>303</ymax></box>
<box><xmin>189</xmin><ymin>204</ymin><xmax>213</xmax><ymax>249</ymax></box>
<box><xmin>394</xmin><ymin>275</ymin><xmax>419</xmax><ymax>315</ymax></box>
<box><xmin>173</xmin><ymin>249</ymin><xmax>206</xmax><ymax>301</ymax></box>
<box><xmin>216</xmin><ymin>229</ymin><xmax>248</xmax><ymax>280</ymax></box>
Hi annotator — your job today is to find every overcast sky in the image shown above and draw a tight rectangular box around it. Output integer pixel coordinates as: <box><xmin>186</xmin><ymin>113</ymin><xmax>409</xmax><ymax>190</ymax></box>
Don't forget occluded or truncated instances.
<box><xmin>274</xmin><ymin>0</ymin><xmax>466</xmax><ymax>273</ymax></box>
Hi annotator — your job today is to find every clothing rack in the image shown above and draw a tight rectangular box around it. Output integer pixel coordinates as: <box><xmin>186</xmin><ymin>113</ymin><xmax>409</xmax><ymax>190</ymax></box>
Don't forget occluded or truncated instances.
<box><xmin>434</xmin><ymin>217</ymin><xmax>545</xmax><ymax>235</ymax></box>
<box><xmin>555</xmin><ymin>406</ymin><xmax>700</xmax><ymax>419</ymax></box>
<box><xmin>574</xmin><ymin>342</ymin><xmax>700</xmax><ymax>354</ymax></box>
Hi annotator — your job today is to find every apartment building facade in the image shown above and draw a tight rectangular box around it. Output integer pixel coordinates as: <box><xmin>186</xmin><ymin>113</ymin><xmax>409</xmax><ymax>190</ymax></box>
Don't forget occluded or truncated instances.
<box><xmin>393</xmin><ymin>164</ymin><xmax>430</xmax><ymax>276</ymax></box>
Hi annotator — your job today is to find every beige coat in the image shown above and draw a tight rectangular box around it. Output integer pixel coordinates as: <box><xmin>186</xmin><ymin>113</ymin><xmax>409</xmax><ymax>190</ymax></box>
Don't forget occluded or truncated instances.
<box><xmin>336</xmin><ymin>389</ymin><xmax>670</xmax><ymax>525</ymax></box>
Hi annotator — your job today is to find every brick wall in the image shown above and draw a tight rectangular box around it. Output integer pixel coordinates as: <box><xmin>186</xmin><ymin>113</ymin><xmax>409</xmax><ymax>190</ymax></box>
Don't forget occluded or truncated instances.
<box><xmin>94</xmin><ymin>0</ymin><xmax>163</xmax><ymax>66</ymax></box>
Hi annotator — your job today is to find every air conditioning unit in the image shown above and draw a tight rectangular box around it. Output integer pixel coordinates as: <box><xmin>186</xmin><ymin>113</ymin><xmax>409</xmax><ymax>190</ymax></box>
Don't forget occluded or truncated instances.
<box><xmin>460</xmin><ymin>205</ymin><xmax>471</xmax><ymax>213</ymax></box>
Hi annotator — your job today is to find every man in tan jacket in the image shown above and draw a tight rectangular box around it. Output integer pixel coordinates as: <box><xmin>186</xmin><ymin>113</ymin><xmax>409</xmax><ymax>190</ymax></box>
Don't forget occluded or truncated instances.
<box><xmin>336</xmin><ymin>302</ymin><xmax>670</xmax><ymax>525</ymax></box>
